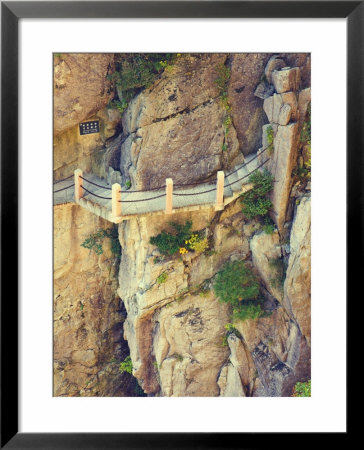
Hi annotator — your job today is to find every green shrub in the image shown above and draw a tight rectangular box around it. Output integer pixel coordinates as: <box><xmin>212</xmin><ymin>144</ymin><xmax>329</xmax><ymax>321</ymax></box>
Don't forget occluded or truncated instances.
<box><xmin>149</xmin><ymin>220</ymin><xmax>193</xmax><ymax>256</ymax></box>
<box><xmin>269</xmin><ymin>257</ymin><xmax>287</xmax><ymax>289</ymax></box>
<box><xmin>240</xmin><ymin>168</ymin><xmax>274</xmax><ymax>220</ymax></box>
<box><xmin>108</xmin><ymin>98</ymin><xmax>129</xmax><ymax>114</ymax></box>
<box><xmin>109</xmin><ymin>53</ymin><xmax>175</xmax><ymax>104</ymax></box>
<box><xmin>119</xmin><ymin>356</ymin><xmax>133</xmax><ymax>374</ymax></box>
<box><xmin>262</xmin><ymin>217</ymin><xmax>275</xmax><ymax>235</ymax></box>
<box><xmin>214</xmin><ymin>261</ymin><xmax>260</xmax><ymax>306</ymax></box>
<box><xmin>232</xmin><ymin>302</ymin><xmax>263</xmax><ymax>321</ymax></box>
<box><xmin>185</xmin><ymin>233</ymin><xmax>209</xmax><ymax>253</ymax></box>
<box><xmin>81</xmin><ymin>226</ymin><xmax>121</xmax><ymax>258</ymax></box>
<box><xmin>156</xmin><ymin>272</ymin><xmax>168</xmax><ymax>284</ymax></box>
<box><xmin>292</xmin><ymin>380</ymin><xmax>311</xmax><ymax>397</ymax></box>
<box><xmin>214</xmin><ymin>261</ymin><xmax>265</xmax><ymax>321</ymax></box>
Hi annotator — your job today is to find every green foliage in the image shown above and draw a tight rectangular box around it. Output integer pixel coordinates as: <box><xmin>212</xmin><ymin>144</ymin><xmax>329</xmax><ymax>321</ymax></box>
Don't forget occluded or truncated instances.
<box><xmin>79</xmin><ymin>301</ymin><xmax>84</xmax><ymax>311</ymax></box>
<box><xmin>220</xmin><ymin>335</ymin><xmax>229</xmax><ymax>347</ymax></box>
<box><xmin>172</xmin><ymin>353</ymin><xmax>184</xmax><ymax>362</ymax></box>
<box><xmin>185</xmin><ymin>233</ymin><xmax>209</xmax><ymax>253</ymax></box>
<box><xmin>266</xmin><ymin>125</ymin><xmax>275</xmax><ymax>155</ymax></box>
<box><xmin>297</xmin><ymin>102</ymin><xmax>311</xmax><ymax>180</ymax></box>
<box><xmin>232</xmin><ymin>302</ymin><xmax>263</xmax><ymax>321</ymax></box>
<box><xmin>214</xmin><ymin>261</ymin><xmax>260</xmax><ymax>306</ymax></box>
<box><xmin>223</xmin><ymin>115</ymin><xmax>232</xmax><ymax>130</ymax></box>
<box><xmin>81</xmin><ymin>226</ymin><xmax>121</xmax><ymax>258</ymax></box>
<box><xmin>300</xmin><ymin>103</ymin><xmax>311</xmax><ymax>146</ymax></box>
<box><xmin>215</xmin><ymin>63</ymin><xmax>231</xmax><ymax>95</ymax></box>
<box><xmin>224</xmin><ymin>323</ymin><xmax>242</xmax><ymax>338</ymax></box>
<box><xmin>292</xmin><ymin>380</ymin><xmax>311</xmax><ymax>397</ymax></box>
<box><xmin>109</xmin><ymin>53</ymin><xmax>175</xmax><ymax>104</ymax></box>
<box><xmin>125</xmin><ymin>180</ymin><xmax>131</xmax><ymax>189</ymax></box>
<box><xmin>214</xmin><ymin>260</ymin><xmax>264</xmax><ymax>322</ymax></box>
<box><xmin>108</xmin><ymin>98</ymin><xmax>128</xmax><ymax>114</ymax></box>
<box><xmin>156</xmin><ymin>272</ymin><xmax>168</xmax><ymax>284</ymax></box>
<box><xmin>266</xmin><ymin>125</ymin><xmax>274</xmax><ymax>145</ymax></box>
<box><xmin>215</xmin><ymin>63</ymin><xmax>232</xmax><ymax>151</ymax></box>
<box><xmin>241</xmin><ymin>168</ymin><xmax>274</xmax><ymax>220</ymax></box>
<box><xmin>119</xmin><ymin>356</ymin><xmax>133</xmax><ymax>374</ymax></box>
<box><xmin>269</xmin><ymin>257</ymin><xmax>287</xmax><ymax>289</ymax></box>
<box><xmin>149</xmin><ymin>220</ymin><xmax>193</xmax><ymax>256</ymax></box>
<box><xmin>262</xmin><ymin>217</ymin><xmax>275</xmax><ymax>235</ymax></box>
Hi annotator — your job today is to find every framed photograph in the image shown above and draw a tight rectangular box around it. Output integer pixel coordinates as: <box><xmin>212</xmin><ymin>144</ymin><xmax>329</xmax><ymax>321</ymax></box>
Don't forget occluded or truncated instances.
<box><xmin>1</xmin><ymin>1</ymin><xmax>358</xmax><ymax>448</ymax></box>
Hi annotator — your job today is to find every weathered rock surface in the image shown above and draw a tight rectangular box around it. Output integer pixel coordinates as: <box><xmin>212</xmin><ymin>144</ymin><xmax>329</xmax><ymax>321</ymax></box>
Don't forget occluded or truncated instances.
<box><xmin>269</xmin><ymin>123</ymin><xmax>299</xmax><ymax>231</ymax></box>
<box><xmin>234</xmin><ymin>306</ymin><xmax>310</xmax><ymax>396</ymax></box>
<box><xmin>265</xmin><ymin>56</ymin><xmax>287</xmax><ymax>83</ymax></box>
<box><xmin>53</xmin><ymin>106</ymin><xmax>122</xmax><ymax>181</ymax></box>
<box><xmin>284</xmin><ymin>196</ymin><xmax>311</xmax><ymax>346</ymax></box>
<box><xmin>272</xmin><ymin>67</ymin><xmax>300</xmax><ymax>94</ymax></box>
<box><xmin>218</xmin><ymin>363</ymin><xmax>245</xmax><ymax>397</ymax></box>
<box><xmin>117</xmin><ymin>210</ymin><xmax>216</xmax><ymax>394</ymax></box>
<box><xmin>250</xmin><ymin>231</ymin><xmax>283</xmax><ymax>303</ymax></box>
<box><xmin>54</xmin><ymin>54</ymin><xmax>114</xmax><ymax>136</ymax></box>
<box><xmin>54</xmin><ymin>203</ymin><xmax>133</xmax><ymax>396</ymax></box>
<box><xmin>53</xmin><ymin>53</ymin><xmax>311</xmax><ymax>398</ymax></box>
<box><xmin>260</xmin><ymin>59</ymin><xmax>310</xmax><ymax>232</ymax></box>
<box><xmin>122</xmin><ymin>53</ymin><xmax>226</xmax><ymax>132</ymax></box>
<box><xmin>279</xmin><ymin>53</ymin><xmax>311</xmax><ymax>89</ymax></box>
<box><xmin>121</xmin><ymin>100</ymin><xmax>239</xmax><ymax>190</ymax></box>
<box><xmin>154</xmin><ymin>293</ymin><xmax>230</xmax><ymax>397</ymax></box>
<box><xmin>228</xmin><ymin>53</ymin><xmax>271</xmax><ymax>155</ymax></box>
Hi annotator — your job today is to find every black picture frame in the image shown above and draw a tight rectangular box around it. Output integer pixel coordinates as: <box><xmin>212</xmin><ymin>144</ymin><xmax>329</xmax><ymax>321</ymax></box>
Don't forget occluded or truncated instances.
<box><xmin>1</xmin><ymin>1</ymin><xmax>358</xmax><ymax>448</ymax></box>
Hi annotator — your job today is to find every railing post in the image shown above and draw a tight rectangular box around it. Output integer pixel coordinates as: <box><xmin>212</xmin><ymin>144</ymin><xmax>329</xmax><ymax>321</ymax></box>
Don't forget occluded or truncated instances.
<box><xmin>215</xmin><ymin>171</ymin><xmax>225</xmax><ymax>211</ymax></box>
<box><xmin>165</xmin><ymin>178</ymin><xmax>173</xmax><ymax>214</ymax></box>
<box><xmin>74</xmin><ymin>169</ymin><xmax>83</xmax><ymax>202</ymax></box>
<box><xmin>112</xmin><ymin>183</ymin><xmax>122</xmax><ymax>218</ymax></box>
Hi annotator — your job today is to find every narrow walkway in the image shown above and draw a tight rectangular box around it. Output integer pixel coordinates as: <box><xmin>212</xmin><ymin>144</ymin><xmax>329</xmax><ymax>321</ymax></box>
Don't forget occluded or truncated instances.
<box><xmin>54</xmin><ymin>151</ymin><xmax>269</xmax><ymax>223</ymax></box>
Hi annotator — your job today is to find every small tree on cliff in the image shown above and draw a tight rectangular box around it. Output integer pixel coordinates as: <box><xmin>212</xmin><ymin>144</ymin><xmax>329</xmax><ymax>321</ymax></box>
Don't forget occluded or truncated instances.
<box><xmin>213</xmin><ymin>260</ymin><xmax>263</xmax><ymax>321</ymax></box>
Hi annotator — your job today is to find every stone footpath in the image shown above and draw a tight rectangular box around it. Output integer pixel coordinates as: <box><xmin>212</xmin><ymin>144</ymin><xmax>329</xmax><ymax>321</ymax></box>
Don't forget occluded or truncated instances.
<box><xmin>53</xmin><ymin>153</ymin><xmax>260</xmax><ymax>223</ymax></box>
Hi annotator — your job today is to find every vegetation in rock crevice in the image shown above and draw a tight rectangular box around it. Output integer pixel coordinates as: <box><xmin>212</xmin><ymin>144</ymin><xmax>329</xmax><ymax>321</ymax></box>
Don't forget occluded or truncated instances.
<box><xmin>213</xmin><ymin>260</ymin><xmax>264</xmax><ymax>321</ymax></box>
<box><xmin>150</xmin><ymin>220</ymin><xmax>209</xmax><ymax>258</ymax></box>
<box><xmin>215</xmin><ymin>62</ymin><xmax>232</xmax><ymax>152</ymax></box>
<box><xmin>118</xmin><ymin>355</ymin><xmax>147</xmax><ymax>396</ymax></box>
<box><xmin>269</xmin><ymin>256</ymin><xmax>287</xmax><ymax>290</ymax></box>
<box><xmin>119</xmin><ymin>355</ymin><xmax>133</xmax><ymax>374</ymax></box>
<box><xmin>107</xmin><ymin>53</ymin><xmax>176</xmax><ymax>114</ymax></box>
<box><xmin>266</xmin><ymin>125</ymin><xmax>274</xmax><ymax>155</ymax></box>
<box><xmin>81</xmin><ymin>226</ymin><xmax>121</xmax><ymax>259</ymax></box>
<box><xmin>240</xmin><ymin>168</ymin><xmax>276</xmax><ymax>235</ymax></box>
<box><xmin>292</xmin><ymin>380</ymin><xmax>311</xmax><ymax>397</ymax></box>
<box><xmin>241</xmin><ymin>168</ymin><xmax>274</xmax><ymax>220</ymax></box>
<box><xmin>294</xmin><ymin>102</ymin><xmax>311</xmax><ymax>182</ymax></box>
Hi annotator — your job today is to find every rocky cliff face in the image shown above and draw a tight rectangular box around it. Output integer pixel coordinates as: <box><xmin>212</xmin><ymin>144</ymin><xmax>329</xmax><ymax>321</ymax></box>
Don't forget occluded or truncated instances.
<box><xmin>118</xmin><ymin>193</ymin><xmax>310</xmax><ymax>396</ymax></box>
<box><xmin>53</xmin><ymin>53</ymin><xmax>122</xmax><ymax>181</ymax></box>
<box><xmin>53</xmin><ymin>53</ymin><xmax>311</xmax><ymax>397</ymax></box>
<box><xmin>53</xmin><ymin>204</ymin><xmax>135</xmax><ymax>396</ymax></box>
<box><xmin>116</xmin><ymin>53</ymin><xmax>311</xmax><ymax>397</ymax></box>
